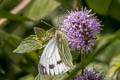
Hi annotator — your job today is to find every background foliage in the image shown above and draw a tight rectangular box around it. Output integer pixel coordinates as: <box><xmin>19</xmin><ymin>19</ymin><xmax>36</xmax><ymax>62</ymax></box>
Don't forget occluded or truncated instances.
<box><xmin>0</xmin><ymin>0</ymin><xmax>120</xmax><ymax>80</ymax></box>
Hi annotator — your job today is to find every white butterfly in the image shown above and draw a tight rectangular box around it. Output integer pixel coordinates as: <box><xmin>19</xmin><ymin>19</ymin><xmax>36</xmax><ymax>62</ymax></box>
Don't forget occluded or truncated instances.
<box><xmin>38</xmin><ymin>30</ymin><xmax>74</xmax><ymax>76</ymax></box>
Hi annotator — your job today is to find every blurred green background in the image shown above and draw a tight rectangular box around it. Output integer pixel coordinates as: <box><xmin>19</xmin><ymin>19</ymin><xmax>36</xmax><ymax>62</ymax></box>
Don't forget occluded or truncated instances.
<box><xmin>0</xmin><ymin>0</ymin><xmax>120</xmax><ymax>80</ymax></box>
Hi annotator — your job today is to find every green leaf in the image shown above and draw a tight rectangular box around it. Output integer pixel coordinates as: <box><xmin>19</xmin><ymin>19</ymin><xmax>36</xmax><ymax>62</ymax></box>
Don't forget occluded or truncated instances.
<box><xmin>35</xmin><ymin>74</ymin><xmax>43</xmax><ymax>80</ymax></box>
<box><xmin>0</xmin><ymin>0</ymin><xmax>21</xmax><ymax>10</ymax></box>
<box><xmin>106</xmin><ymin>53</ymin><xmax>120</xmax><ymax>80</ymax></box>
<box><xmin>14</xmin><ymin>27</ymin><xmax>56</xmax><ymax>54</ymax></box>
<box><xmin>34</xmin><ymin>27</ymin><xmax>46</xmax><ymax>40</ymax></box>
<box><xmin>53</xmin><ymin>73</ymin><xmax>69</xmax><ymax>80</ymax></box>
<box><xmin>25</xmin><ymin>52</ymin><xmax>39</xmax><ymax>64</ymax></box>
<box><xmin>0</xmin><ymin>66</ymin><xmax>5</xmax><ymax>74</ymax></box>
<box><xmin>86</xmin><ymin>0</ymin><xmax>120</xmax><ymax>21</ymax></box>
<box><xmin>24</xmin><ymin>0</ymin><xmax>60</xmax><ymax>20</ymax></box>
<box><xmin>45</xmin><ymin>27</ymin><xmax>56</xmax><ymax>41</ymax></box>
<box><xmin>0</xmin><ymin>30</ymin><xmax>21</xmax><ymax>48</ymax></box>
<box><xmin>86</xmin><ymin>0</ymin><xmax>112</xmax><ymax>15</ymax></box>
<box><xmin>0</xmin><ymin>8</ymin><xmax>31</xmax><ymax>21</ymax></box>
<box><xmin>34</xmin><ymin>74</ymin><xmax>53</xmax><ymax>80</ymax></box>
<box><xmin>96</xmin><ymin>35</ymin><xmax>120</xmax><ymax>63</ymax></box>
<box><xmin>116</xmin><ymin>70</ymin><xmax>120</xmax><ymax>80</ymax></box>
<box><xmin>14</xmin><ymin>35</ymin><xmax>45</xmax><ymax>53</ymax></box>
<box><xmin>87</xmin><ymin>62</ymin><xmax>108</xmax><ymax>74</ymax></box>
<box><xmin>34</xmin><ymin>27</ymin><xmax>56</xmax><ymax>42</ymax></box>
<box><xmin>19</xmin><ymin>74</ymin><xmax>34</xmax><ymax>80</ymax></box>
<box><xmin>109</xmin><ymin>0</ymin><xmax>120</xmax><ymax>21</ymax></box>
<box><xmin>103</xmin><ymin>39</ymin><xmax>120</xmax><ymax>62</ymax></box>
<box><xmin>34</xmin><ymin>73</ymin><xmax>69</xmax><ymax>80</ymax></box>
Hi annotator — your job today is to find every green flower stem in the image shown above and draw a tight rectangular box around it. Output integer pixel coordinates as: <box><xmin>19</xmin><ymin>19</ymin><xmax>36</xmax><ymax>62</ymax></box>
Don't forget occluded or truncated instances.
<box><xmin>81</xmin><ymin>51</ymin><xmax>86</xmax><ymax>75</ymax></box>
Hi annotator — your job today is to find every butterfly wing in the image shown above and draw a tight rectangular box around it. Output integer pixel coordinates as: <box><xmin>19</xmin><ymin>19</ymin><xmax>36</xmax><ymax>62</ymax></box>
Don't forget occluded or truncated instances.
<box><xmin>57</xmin><ymin>31</ymin><xmax>74</xmax><ymax>68</ymax></box>
<box><xmin>38</xmin><ymin>38</ymin><xmax>70</xmax><ymax>76</ymax></box>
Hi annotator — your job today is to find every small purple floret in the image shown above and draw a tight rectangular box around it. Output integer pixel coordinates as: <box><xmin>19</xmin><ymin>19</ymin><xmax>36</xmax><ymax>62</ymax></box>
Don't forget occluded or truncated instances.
<box><xmin>74</xmin><ymin>69</ymin><xmax>104</xmax><ymax>80</ymax></box>
<box><xmin>61</xmin><ymin>8</ymin><xmax>102</xmax><ymax>53</ymax></box>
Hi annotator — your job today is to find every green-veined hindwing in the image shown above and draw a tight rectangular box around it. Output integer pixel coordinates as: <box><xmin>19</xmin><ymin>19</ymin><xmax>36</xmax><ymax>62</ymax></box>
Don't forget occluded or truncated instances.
<box><xmin>38</xmin><ymin>30</ymin><xmax>74</xmax><ymax>76</ymax></box>
<box><xmin>56</xmin><ymin>30</ymin><xmax>74</xmax><ymax>68</ymax></box>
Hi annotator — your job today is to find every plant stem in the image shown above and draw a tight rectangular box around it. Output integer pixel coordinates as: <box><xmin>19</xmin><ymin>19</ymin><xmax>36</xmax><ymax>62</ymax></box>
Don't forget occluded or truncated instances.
<box><xmin>81</xmin><ymin>51</ymin><xmax>86</xmax><ymax>75</ymax></box>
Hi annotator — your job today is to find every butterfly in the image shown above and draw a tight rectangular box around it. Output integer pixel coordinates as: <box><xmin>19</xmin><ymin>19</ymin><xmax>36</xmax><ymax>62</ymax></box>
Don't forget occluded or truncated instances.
<box><xmin>35</xmin><ymin>27</ymin><xmax>74</xmax><ymax>76</ymax></box>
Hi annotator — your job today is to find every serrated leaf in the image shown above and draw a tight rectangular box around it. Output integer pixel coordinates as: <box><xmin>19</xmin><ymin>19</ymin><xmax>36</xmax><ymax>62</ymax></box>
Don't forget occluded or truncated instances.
<box><xmin>24</xmin><ymin>0</ymin><xmax>60</xmax><ymax>20</ymax></box>
<box><xmin>34</xmin><ymin>27</ymin><xmax>56</xmax><ymax>42</ymax></box>
<box><xmin>45</xmin><ymin>27</ymin><xmax>56</xmax><ymax>41</ymax></box>
<box><xmin>34</xmin><ymin>27</ymin><xmax>46</xmax><ymax>40</ymax></box>
<box><xmin>14</xmin><ymin>35</ymin><xmax>44</xmax><ymax>53</ymax></box>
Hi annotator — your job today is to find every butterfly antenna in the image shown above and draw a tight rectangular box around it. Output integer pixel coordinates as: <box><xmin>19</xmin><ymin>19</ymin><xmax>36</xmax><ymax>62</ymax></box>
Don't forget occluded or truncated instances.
<box><xmin>57</xmin><ymin>6</ymin><xmax>63</xmax><ymax>26</ymax></box>
<box><xmin>40</xmin><ymin>20</ymin><xmax>53</xmax><ymax>28</ymax></box>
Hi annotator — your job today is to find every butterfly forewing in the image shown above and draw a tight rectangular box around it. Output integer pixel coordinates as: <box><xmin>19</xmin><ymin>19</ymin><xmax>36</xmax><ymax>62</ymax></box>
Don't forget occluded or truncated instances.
<box><xmin>56</xmin><ymin>31</ymin><xmax>74</xmax><ymax>68</ymax></box>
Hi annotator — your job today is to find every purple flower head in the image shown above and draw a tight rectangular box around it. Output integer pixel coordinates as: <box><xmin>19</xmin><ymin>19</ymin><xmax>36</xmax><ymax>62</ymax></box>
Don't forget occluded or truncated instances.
<box><xmin>74</xmin><ymin>69</ymin><xmax>104</xmax><ymax>80</ymax></box>
<box><xmin>61</xmin><ymin>8</ymin><xmax>102</xmax><ymax>53</ymax></box>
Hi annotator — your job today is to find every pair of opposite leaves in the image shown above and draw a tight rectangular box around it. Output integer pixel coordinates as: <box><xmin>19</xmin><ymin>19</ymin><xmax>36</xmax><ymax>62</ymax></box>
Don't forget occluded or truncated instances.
<box><xmin>14</xmin><ymin>27</ymin><xmax>74</xmax><ymax>76</ymax></box>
